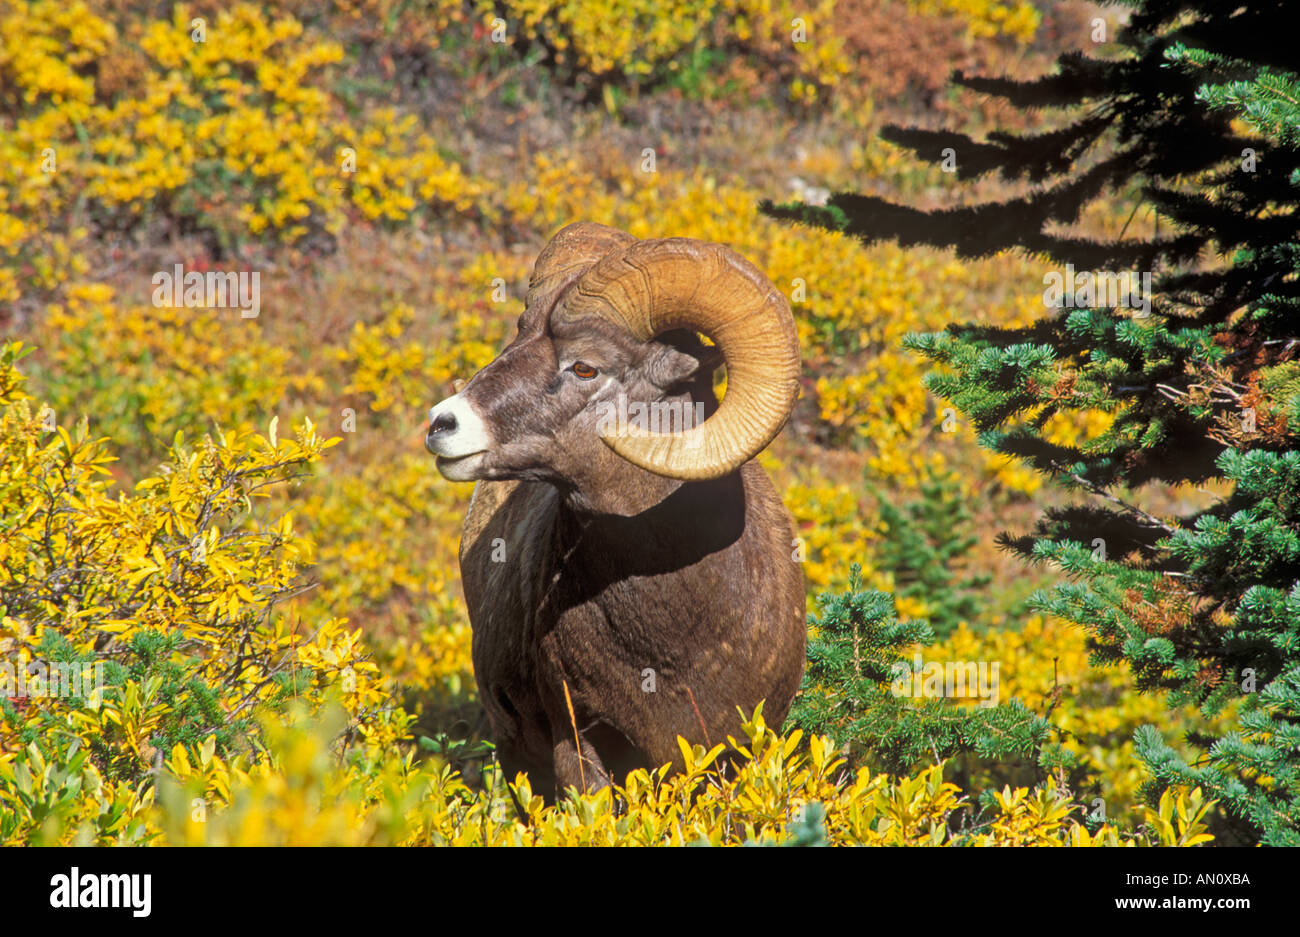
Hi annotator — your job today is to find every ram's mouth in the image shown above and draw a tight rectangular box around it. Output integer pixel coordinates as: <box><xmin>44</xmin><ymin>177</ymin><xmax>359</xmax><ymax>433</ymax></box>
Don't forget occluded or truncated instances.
<box><xmin>433</xmin><ymin>451</ymin><xmax>487</xmax><ymax>481</ymax></box>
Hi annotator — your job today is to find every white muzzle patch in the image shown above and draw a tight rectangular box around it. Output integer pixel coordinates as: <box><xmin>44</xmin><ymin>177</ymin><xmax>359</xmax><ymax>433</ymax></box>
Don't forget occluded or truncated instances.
<box><xmin>425</xmin><ymin>392</ymin><xmax>493</xmax><ymax>460</ymax></box>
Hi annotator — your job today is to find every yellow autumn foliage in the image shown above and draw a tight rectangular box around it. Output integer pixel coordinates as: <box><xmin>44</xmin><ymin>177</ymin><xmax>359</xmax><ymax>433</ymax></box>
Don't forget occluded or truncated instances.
<box><xmin>0</xmin><ymin>0</ymin><xmax>1221</xmax><ymax>847</ymax></box>
<box><xmin>0</xmin><ymin>0</ymin><xmax>484</xmax><ymax>305</ymax></box>
<box><xmin>0</xmin><ymin>346</ymin><xmax>1215</xmax><ymax>846</ymax></box>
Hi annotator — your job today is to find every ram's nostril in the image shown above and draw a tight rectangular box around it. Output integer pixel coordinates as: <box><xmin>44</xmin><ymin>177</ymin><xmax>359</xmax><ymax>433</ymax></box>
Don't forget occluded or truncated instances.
<box><xmin>431</xmin><ymin>411</ymin><xmax>458</xmax><ymax>435</ymax></box>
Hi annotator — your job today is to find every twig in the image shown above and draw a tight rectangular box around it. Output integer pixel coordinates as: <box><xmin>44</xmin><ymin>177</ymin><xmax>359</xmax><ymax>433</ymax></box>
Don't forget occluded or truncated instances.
<box><xmin>561</xmin><ymin>678</ymin><xmax>586</xmax><ymax>793</ymax></box>
<box><xmin>1049</xmin><ymin>461</ymin><xmax>1176</xmax><ymax>535</ymax></box>
<box><xmin>684</xmin><ymin>685</ymin><xmax>712</xmax><ymax>749</ymax></box>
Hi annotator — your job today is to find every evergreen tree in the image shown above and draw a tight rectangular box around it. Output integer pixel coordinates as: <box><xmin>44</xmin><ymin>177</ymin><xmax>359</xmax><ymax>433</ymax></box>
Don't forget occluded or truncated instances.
<box><xmin>871</xmin><ymin>469</ymin><xmax>990</xmax><ymax>637</ymax></box>
<box><xmin>766</xmin><ymin>1</ymin><xmax>1300</xmax><ymax>844</ymax></box>
<box><xmin>791</xmin><ymin>565</ymin><xmax>1054</xmax><ymax>776</ymax></box>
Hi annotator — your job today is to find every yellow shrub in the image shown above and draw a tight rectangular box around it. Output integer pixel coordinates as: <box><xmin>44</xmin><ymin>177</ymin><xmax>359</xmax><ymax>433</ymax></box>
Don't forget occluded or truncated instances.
<box><xmin>34</xmin><ymin>285</ymin><xmax>293</xmax><ymax>465</ymax></box>
<box><xmin>906</xmin><ymin>0</ymin><xmax>1041</xmax><ymax>43</ymax></box>
<box><xmin>0</xmin><ymin>0</ymin><xmax>485</xmax><ymax>307</ymax></box>
<box><xmin>147</xmin><ymin>699</ymin><xmax>1213</xmax><ymax>846</ymax></box>
<box><xmin>475</xmin><ymin>0</ymin><xmax>849</xmax><ymax>95</ymax></box>
<box><xmin>0</xmin><ymin>342</ymin><xmax>405</xmax><ymax>844</ymax></box>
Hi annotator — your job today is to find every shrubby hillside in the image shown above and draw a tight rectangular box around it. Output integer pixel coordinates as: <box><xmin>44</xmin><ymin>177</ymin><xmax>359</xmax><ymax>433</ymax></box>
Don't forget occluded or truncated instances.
<box><xmin>2</xmin><ymin>0</ymin><xmax>1286</xmax><ymax>845</ymax></box>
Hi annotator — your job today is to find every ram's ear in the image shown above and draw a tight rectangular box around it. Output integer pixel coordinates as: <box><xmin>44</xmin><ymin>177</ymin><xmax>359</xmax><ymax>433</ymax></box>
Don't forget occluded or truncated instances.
<box><xmin>641</xmin><ymin>332</ymin><xmax>723</xmax><ymax>391</ymax></box>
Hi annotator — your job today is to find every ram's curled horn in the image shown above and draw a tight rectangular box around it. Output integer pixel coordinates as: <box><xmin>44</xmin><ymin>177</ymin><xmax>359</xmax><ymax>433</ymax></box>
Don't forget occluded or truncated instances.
<box><xmin>555</xmin><ymin>236</ymin><xmax>801</xmax><ymax>480</ymax></box>
<box><xmin>526</xmin><ymin>222</ymin><xmax>638</xmax><ymax>313</ymax></box>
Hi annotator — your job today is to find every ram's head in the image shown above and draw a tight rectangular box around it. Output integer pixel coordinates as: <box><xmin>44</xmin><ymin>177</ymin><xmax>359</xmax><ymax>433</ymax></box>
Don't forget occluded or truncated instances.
<box><xmin>426</xmin><ymin>223</ymin><xmax>800</xmax><ymax>498</ymax></box>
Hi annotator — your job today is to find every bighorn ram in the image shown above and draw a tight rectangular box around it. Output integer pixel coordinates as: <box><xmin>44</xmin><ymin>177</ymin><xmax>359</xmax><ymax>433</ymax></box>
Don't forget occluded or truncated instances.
<box><xmin>426</xmin><ymin>222</ymin><xmax>804</xmax><ymax>797</ymax></box>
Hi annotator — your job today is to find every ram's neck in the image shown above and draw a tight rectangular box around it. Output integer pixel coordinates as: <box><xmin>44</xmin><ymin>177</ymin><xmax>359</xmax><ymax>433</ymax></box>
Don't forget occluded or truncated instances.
<box><xmin>556</xmin><ymin>469</ymin><xmax>749</xmax><ymax>575</ymax></box>
<box><xmin>558</xmin><ymin>460</ymin><xmax>681</xmax><ymax>516</ymax></box>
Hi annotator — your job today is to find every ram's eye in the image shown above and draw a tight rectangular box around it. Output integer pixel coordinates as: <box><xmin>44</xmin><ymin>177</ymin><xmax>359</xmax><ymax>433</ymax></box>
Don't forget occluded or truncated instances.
<box><xmin>571</xmin><ymin>362</ymin><xmax>598</xmax><ymax>380</ymax></box>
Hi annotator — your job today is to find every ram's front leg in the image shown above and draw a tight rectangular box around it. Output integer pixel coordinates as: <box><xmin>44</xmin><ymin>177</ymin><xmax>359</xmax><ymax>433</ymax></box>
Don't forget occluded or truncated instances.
<box><xmin>551</xmin><ymin>731</ymin><xmax>612</xmax><ymax>799</ymax></box>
